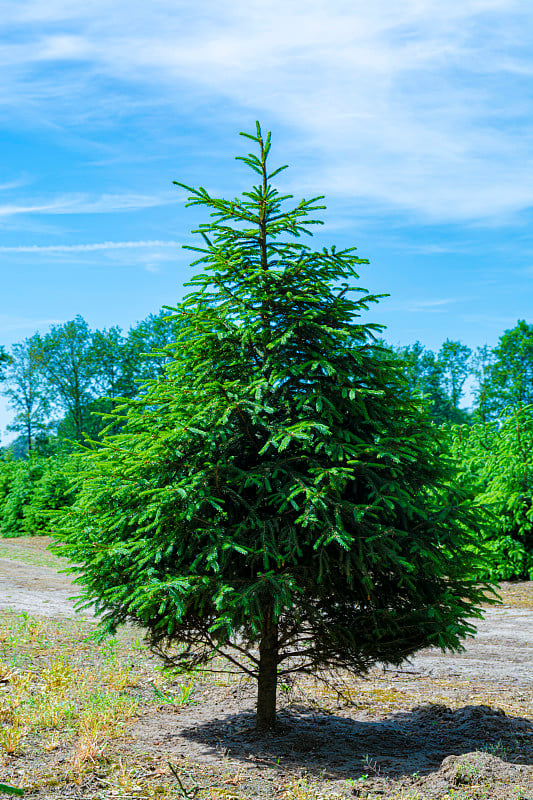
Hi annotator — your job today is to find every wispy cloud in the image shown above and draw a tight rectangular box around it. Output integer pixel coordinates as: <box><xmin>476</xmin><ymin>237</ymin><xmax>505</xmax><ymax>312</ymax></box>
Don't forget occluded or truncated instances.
<box><xmin>386</xmin><ymin>297</ymin><xmax>456</xmax><ymax>313</ymax></box>
<box><xmin>401</xmin><ymin>243</ymin><xmax>474</xmax><ymax>255</ymax></box>
<box><xmin>0</xmin><ymin>178</ymin><xmax>30</xmax><ymax>192</ymax></box>
<box><xmin>1</xmin><ymin>2</ymin><xmax>532</xmax><ymax>222</ymax></box>
<box><xmin>0</xmin><ymin>193</ymin><xmax>179</xmax><ymax>218</ymax></box>
<box><xmin>0</xmin><ymin>240</ymin><xmax>181</xmax><ymax>253</ymax></box>
<box><xmin>0</xmin><ymin>314</ymin><xmax>65</xmax><ymax>333</ymax></box>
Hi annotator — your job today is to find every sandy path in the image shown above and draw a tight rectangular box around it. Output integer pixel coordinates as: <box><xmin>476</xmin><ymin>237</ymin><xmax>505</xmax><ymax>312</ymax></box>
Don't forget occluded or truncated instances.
<box><xmin>405</xmin><ymin>606</ymin><xmax>533</xmax><ymax>685</ymax></box>
<box><xmin>0</xmin><ymin>557</ymin><xmax>94</xmax><ymax>617</ymax></box>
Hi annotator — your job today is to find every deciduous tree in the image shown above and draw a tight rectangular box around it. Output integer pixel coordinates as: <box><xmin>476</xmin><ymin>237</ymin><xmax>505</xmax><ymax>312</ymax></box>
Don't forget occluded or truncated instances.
<box><xmin>0</xmin><ymin>345</ymin><xmax>11</xmax><ymax>381</ymax></box>
<box><xmin>31</xmin><ymin>317</ymin><xmax>96</xmax><ymax>442</ymax></box>
<box><xmin>480</xmin><ymin>320</ymin><xmax>533</xmax><ymax>419</ymax></box>
<box><xmin>392</xmin><ymin>342</ymin><xmax>467</xmax><ymax>424</ymax></box>
<box><xmin>3</xmin><ymin>336</ymin><xmax>50</xmax><ymax>454</ymax></box>
<box><xmin>438</xmin><ymin>339</ymin><xmax>472</xmax><ymax>411</ymax></box>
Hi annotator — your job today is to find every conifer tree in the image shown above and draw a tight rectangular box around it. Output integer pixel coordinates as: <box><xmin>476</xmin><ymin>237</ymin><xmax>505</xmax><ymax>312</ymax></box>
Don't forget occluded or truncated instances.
<box><xmin>56</xmin><ymin>124</ymin><xmax>493</xmax><ymax>731</ymax></box>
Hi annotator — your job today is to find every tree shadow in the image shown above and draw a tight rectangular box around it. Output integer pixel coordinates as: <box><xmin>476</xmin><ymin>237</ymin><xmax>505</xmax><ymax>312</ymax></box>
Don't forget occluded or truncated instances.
<box><xmin>177</xmin><ymin>703</ymin><xmax>533</xmax><ymax>779</ymax></box>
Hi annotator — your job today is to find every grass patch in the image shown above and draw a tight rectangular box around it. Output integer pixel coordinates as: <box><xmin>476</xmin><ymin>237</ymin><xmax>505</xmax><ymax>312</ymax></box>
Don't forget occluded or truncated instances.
<box><xmin>0</xmin><ymin>612</ymin><xmax>152</xmax><ymax>794</ymax></box>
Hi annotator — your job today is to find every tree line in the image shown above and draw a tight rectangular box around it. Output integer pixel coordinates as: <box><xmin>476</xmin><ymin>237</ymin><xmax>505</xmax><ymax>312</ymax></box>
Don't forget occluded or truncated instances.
<box><xmin>388</xmin><ymin>319</ymin><xmax>533</xmax><ymax>425</ymax></box>
<box><xmin>0</xmin><ymin>311</ymin><xmax>180</xmax><ymax>454</ymax></box>
<box><xmin>0</xmin><ymin>311</ymin><xmax>179</xmax><ymax>537</ymax></box>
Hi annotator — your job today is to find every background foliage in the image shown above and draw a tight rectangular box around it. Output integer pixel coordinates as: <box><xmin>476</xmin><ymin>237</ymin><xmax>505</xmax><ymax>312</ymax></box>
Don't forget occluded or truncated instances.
<box><xmin>449</xmin><ymin>408</ymin><xmax>533</xmax><ymax>580</ymax></box>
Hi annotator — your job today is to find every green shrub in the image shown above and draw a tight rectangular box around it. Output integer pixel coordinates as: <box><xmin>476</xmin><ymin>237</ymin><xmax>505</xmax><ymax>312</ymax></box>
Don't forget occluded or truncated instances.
<box><xmin>449</xmin><ymin>407</ymin><xmax>533</xmax><ymax>580</ymax></box>
<box><xmin>0</xmin><ymin>454</ymin><xmax>75</xmax><ymax>538</ymax></box>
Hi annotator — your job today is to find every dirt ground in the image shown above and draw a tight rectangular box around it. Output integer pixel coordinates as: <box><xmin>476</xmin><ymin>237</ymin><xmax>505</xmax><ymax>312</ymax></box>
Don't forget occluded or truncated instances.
<box><xmin>1</xmin><ymin>535</ymin><xmax>532</xmax><ymax>799</ymax></box>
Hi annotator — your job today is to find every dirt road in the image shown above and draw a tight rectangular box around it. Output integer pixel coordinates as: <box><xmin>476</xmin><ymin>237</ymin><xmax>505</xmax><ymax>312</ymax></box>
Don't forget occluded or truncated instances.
<box><xmin>0</xmin><ymin>556</ymin><xmax>94</xmax><ymax>617</ymax></box>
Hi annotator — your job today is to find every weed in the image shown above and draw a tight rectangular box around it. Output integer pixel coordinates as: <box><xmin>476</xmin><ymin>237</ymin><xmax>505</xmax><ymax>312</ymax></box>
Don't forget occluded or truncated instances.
<box><xmin>96</xmin><ymin>759</ymin><xmax>177</xmax><ymax>799</ymax></box>
<box><xmin>151</xmin><ymin>674</ymin><xmax>196</xmax><ymax>707</ymax></box>
<box><xmin>0</xmin><ymin>659</ymin><xmax>10</xmax><ymax>681</ymax></box>
<box><xmin>168</xmin><ymin>761</ymin><xmax>202</xmax><ymax>798</ymax></box>
<box><xmin>132</xmin><ymin>636</ymin><xmax>147</xmax><ymax>652</ymax></box>
<box><xmin>108</xmin><ymin>760</ymin><xmax>142</xmax><ymax>794</ymax></box>
<box><xmin>0</xmin><ymin>696</ymin><xmax>18</xmax><ymax>724</ymax></box>
<box><xmin>280</xmin><ymin>775</ymin><xmax>339</xmax><ymax>799</ymax></box>
<box><xmin>70</xmin><ymin>716</ymin><xmax>108</xmax><ymax>769</ymax></box>
<box><xmin>345</xmin><ymin>774</ymin><xmax>369</xmax><ymax>786</ymax></box>
<box><xmin>452</xmin><ymin>753</ymin><xmax>485</xmax><ymax>786</ymax></box>
<box><xmin>361</xmin><ymin>753</ymin><xmax>383</xmax><ymax>777</ymax></box>
<box><xmin>220</xmin><ymin>763</ymin><xmax>246</xmax><ymax>788</ymax></box>
<box><xmin>8</xmin><ymin>671</ymin><xmax>33</xmax><ymax>695</ymax></box>
<box><xmin>42</xmin><ymin>655</ymin><xmax>71</xmax><ymax>691</ymax></box>
<box><xmin>100</xmin><ymin>635</ymin><xmax>120</xmax><ymax>662</ymax></box>
<box><xmin>0</xmin><ymin>707</ymin><xmax>14</xmax><ymax>725</ymax></box>
<box><xmin>41</xmin><ymin>731</ymin><xmax>62</xmax><ymax>751</ymax></box>
<box><xmin>513</xmin><ymin>787</ymin><xmax>531</xmax><ymax>800</ymax></box>
<box><xmin>0</xmin><ymin>722</ymin><xmax>25</xmax><ymax>755</ymax></box>
<box><xmin>32</xmin><ymin>697</ymin><xmax>75</xmax><ymax>729</ymax></box>
<box><xmin>103</xmin><ymin>660</ymin><xmax>139</xmax><ymax>690</ymax></box>
<box><xmin>444</xmin><ymin>789</ymin><xmax>490</xmax><ymax>800</ymax></box>
<box><xmin>79</xmin><ymin>689</ymin><xmax>139</xmax><ymax>737</ymax></box>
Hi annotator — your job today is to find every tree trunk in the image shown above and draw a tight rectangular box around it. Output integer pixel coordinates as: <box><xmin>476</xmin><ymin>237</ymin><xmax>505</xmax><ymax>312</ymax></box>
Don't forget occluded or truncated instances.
<box><xmin>256</xmin><ymin>604</ymin><xmax>278</xmax><ymax>731</ymax></box>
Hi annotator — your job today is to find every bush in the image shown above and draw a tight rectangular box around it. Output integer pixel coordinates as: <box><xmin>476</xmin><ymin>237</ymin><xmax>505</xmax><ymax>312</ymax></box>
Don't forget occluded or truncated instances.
<box><xmin>0</xmin><ymin>454</ymin><xmax>75</xmax><ymax>537</ymax></box>
<box><xmin>449</xmin><ymin>408</ymin><xmax>533</xmax><ymax>580</ymax></box>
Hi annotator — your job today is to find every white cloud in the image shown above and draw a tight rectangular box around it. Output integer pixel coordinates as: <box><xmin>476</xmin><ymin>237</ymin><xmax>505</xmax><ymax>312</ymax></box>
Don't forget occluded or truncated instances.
<box><xmin>0</xmin><ymin>193</ymin><xmax>179</xmax><ymax>217</ymax></box>
<box><xmin>0</xmin><ymin>178</ymin><xmax>29</xmax><ymax>191</ymax></box>
<box><xmin>1</xmin><ymin>1</ymin><xmax>532</xmax><ymax>221</ymax></box>
<box><xmin>0</xmin><ymin>240</ymin><xmax>181</xmax><ymax>252</ymax></box>
<box><xmin>0</xmin><ymin>314</ymin><xmax>64</xmax><ymax>333</ymax></box>
<box><xmin>402</xmin><ymin>243</ymin><xmax>473</xmax><ymax>255</ymax></box>
<box><xmin>387</xmin><ymin>297</ymin><xmax>456</xmax><ymax>313</ymax></box>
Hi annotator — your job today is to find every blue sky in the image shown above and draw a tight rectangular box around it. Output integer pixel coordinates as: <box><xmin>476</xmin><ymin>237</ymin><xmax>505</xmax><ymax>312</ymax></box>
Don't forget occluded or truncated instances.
<box><xmin>1</xmin><ymin>0</ymin><xmax>533</xmax><ymax>439</ymax></box>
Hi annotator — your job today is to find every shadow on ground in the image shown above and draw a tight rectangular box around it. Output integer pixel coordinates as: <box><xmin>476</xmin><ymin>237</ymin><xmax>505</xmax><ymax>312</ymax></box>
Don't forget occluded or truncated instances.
<box><xmin>135</xmin><ymin>702</ymin><xmax>533</xmax><ymax>780</ymax></box>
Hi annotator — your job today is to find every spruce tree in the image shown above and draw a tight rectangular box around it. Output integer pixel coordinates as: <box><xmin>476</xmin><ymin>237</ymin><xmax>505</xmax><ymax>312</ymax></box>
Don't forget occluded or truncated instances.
<box><xmin>56</xmin><ymin>123</ymin><xmax>493</xmax><ymax>731</ymax></box>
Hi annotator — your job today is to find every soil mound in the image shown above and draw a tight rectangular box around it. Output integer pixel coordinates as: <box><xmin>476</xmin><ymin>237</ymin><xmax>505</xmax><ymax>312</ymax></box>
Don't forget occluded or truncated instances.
<box><xmin>411</xmin><ymin>702</ymin><xmax>532</xmax><ymax>736</ymax></box>
<box><xmin>439</xmin><ymin>751</ymin><xmax>528</xmax><ymax>784</ymax></box>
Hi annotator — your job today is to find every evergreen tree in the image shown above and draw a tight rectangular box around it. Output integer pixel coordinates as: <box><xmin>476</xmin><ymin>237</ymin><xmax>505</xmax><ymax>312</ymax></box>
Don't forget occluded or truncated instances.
<box><xmin>0</xmin><ymin>452</ymin><xmax>74</xmax><ymax>537</ymax></box>
<box><xmin>56</xmin><ymin>124</ymin><xmax>494</xmax><ymax>730</ymax></box>
<box><xmin>449</xmin><ymin>409</ymin><xmax>533</xmax><ymax>580</ymax></box>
